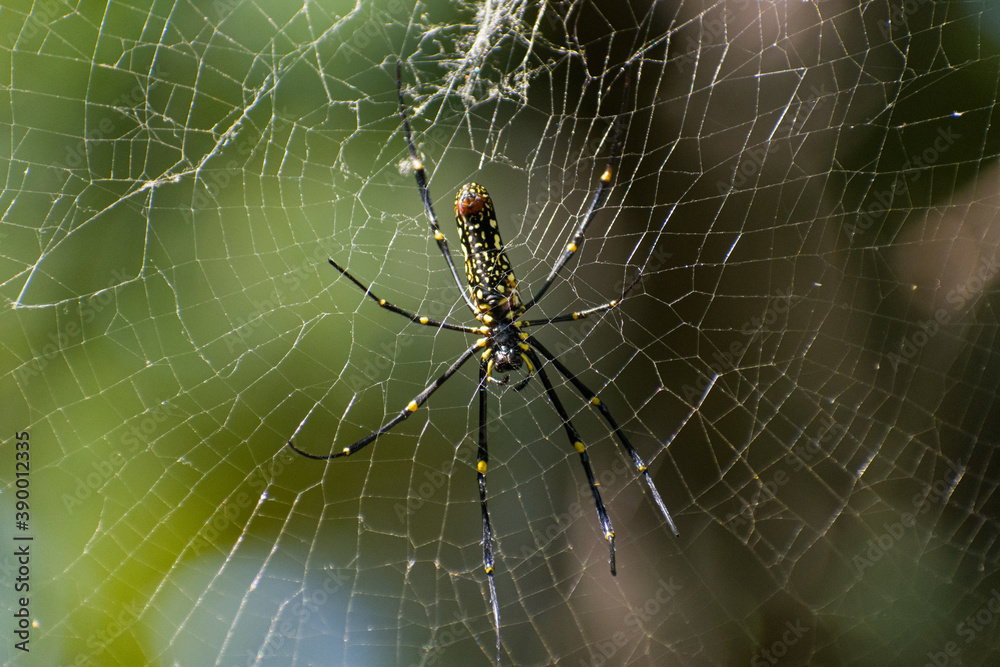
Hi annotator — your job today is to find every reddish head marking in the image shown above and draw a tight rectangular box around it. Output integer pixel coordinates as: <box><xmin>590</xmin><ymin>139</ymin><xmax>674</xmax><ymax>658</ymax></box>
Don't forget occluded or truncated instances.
<box><xmin>456</xmin><ymin>188</ymin><xmax>485</xmax><ymax>217</ymax></box>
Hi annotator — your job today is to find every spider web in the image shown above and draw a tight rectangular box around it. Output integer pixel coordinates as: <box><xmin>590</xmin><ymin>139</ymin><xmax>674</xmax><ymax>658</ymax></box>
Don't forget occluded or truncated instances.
<box><xmin>3</xmin><ymin>0</ymin><xmax>1000</xmax><ymax>664</ymax></box>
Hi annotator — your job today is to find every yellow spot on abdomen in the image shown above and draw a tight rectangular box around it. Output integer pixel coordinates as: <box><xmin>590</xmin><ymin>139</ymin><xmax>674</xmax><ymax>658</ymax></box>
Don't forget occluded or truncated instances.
<box><xmin>407</xmin><ymin>400</ymin><xmax>419</xmax><ymax>412</ymax></box>
<box><xmin>574</xmin><ymin>441</ymin><xmax>585</xmax><ymax>453</ymax></box>
<box><xmin>478</xmin><ymin>460</ymin><xmax>488</xmax><ymax>474</ymax></box>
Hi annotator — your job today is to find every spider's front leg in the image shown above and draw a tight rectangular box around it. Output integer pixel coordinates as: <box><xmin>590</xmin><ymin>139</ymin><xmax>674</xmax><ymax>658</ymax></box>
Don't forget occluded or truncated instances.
<box><xmin>287</xmin><ymin>338</ymin><xmax>484</xmax><ymax>460</ymax></box>
<box><xmin>326</xmin><ymin>259</ymin><xmax>482</xmax><ymax>334</ymax></box>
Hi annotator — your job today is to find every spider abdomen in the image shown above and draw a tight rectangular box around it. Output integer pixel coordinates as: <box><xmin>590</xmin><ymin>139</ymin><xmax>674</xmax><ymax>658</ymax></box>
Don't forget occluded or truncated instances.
<box><xmin>455</xmin><ymin>183</ymin><xmax>521</xmax><ymax>317</ymax></box>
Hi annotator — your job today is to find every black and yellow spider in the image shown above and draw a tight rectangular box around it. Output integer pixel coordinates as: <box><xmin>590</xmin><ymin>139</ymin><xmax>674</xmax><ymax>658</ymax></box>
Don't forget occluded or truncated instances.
<box><xmin>288</xmin><ymin>62</ymin><xmax>678</xmax><ymax>662</ymax></box>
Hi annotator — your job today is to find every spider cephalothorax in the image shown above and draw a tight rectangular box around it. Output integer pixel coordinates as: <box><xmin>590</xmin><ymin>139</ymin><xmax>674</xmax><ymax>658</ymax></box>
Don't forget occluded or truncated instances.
<box><xmin>286</xmin><ymin>61</ymin><xmax>678</xmax><ymax>664</ymax></box>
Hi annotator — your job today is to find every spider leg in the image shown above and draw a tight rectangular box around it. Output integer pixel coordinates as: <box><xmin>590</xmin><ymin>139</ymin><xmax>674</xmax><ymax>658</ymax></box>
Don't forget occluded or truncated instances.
<box><xmin>523</xmin><ymin>347</ymin><xmax>616</xmax><ymax>575</ymax></box>
<box><xmin>528</xmin><ymin>336</ymin><xmax>679</xmax><ymax>535</ymax></box>
<box><xmin>328</xmin><ymin>259</ymin><xmax>482</xmax><ymax>334</ymax></box>
<box><xmin>519</xmin><ymin>301</ymin><xmax>619</xmax><ymax>327</ymax></box>
<box><xmin>520</xmin><ymin>70</ymin><xmax>630</xmax><ymax>316</ymax></box>
<box><xmin>396</xmin><ymin>60</ymin><xmax>477</xmax><ymax>314</ymax></box>
<box><xmin>477</xmin><ymin>362</ymin><xmax>502</xmax><ymax>664</ymax></box>
<box><xmin>287</xmin><ymin>339</ymin><xmax>483</xmax><ymax>460</ymax></box>
<box><xmin>518</xmin><ymin>275</ymin><xmax>642</xmax><ymax>328</ymax></box>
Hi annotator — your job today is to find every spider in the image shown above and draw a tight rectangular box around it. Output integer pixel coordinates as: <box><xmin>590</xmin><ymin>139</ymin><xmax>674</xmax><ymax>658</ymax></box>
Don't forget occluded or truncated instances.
<box><xmin>287</xmin><ymin>62</ymin><xmax>679</xmax><ymax>663</ymax></box>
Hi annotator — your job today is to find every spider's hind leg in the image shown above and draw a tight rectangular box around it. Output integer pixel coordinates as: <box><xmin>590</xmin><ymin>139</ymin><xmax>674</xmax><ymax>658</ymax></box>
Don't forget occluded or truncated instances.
<box><xmin>527</xmin><ymin>335</ymin><xmax>679</xmax><ymax>536</ymax></box>
<box><xmin>523</xmin><ymin>347</ymin><xmax>617</xmax><ymax>575</ymax></box>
